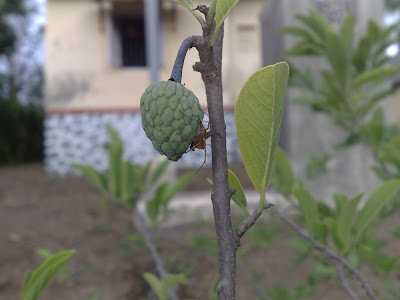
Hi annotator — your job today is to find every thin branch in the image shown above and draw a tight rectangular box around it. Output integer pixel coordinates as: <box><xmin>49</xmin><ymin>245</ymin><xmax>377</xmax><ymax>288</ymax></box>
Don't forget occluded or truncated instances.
<box><xmin>235</xmin><ymin>203</ymin><xmax>274</xmax><ymax>245</ymax></box>
<box><xmin>275</xmin><ymin>209</ymin><xmax>378</xmax><ymax>300</ymax></box>
<box><xmin>133</xmin><ymin>200</ymin><xmax>180</xmax><ymax>300</ymax></box>
<box><xmin>328</xmin><ymin>256</ymin><xmax>359</xmax><ymax>300</ymax></box>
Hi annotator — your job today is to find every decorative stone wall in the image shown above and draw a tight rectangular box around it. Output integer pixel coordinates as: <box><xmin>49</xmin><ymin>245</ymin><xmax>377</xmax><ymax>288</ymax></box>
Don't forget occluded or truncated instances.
<box><xmin>44</xmin><ymin>111</ymin><xmax>241</xmax><ymax>175</ymax></box>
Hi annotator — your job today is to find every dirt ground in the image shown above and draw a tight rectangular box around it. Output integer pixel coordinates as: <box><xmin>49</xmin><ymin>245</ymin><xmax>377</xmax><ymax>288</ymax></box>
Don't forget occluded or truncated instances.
<box><xmin>0</xmin><ymin>164</ymin><xmax>399</xmax><ymax>300</ymax></box>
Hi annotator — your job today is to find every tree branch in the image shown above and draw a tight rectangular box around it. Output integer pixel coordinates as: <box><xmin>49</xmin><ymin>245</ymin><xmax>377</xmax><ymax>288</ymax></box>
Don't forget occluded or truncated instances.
<box><xmin>192</xmin><ymin>24</ymin><xmax>237</xmax><ymax>299</ymax></box>
<box><xmin>235</xmin><ymin>203</ymin><xmax>274</xmax><ymax>246</ymax></box>
<box><xmin>133</xmin><ymin>200</ymin><xmax>180</xmax><ymax>300</ymax></box>
<box><xmin>328</xmin><ymin>256</ymin><xmax>359</xmax><ymax>300</ymax></box>
<box><xmin>275</xmin><ymin>209</ymin><xmax>378</xmax><ymax>300</ymax></box>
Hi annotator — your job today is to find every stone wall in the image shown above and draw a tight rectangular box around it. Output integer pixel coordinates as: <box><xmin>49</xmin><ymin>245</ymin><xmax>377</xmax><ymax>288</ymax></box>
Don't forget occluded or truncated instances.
<box><xmin>44</xmin><ymin>111</ymin><xmax>240</xmax><ymax>175</ymax></box>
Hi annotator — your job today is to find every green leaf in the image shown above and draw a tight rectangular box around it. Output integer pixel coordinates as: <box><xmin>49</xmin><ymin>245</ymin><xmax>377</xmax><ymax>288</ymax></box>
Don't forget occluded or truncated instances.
<box><xmin>337</xmin><ymin>194</ymin><xmax>363</xmax><ymax>250</ymax></box>
<box><xmin>323</xmin><ymin>217</ymin><xmax>344</xmax><ymax>251</ymax></box>
<box><xmin>171</xmin><ymin>0</ymin><xmax>192</xmax><ymax>9</ymax></box>
<box><xmin>162</xmin><ymin>172</ymin><xmax>193</xmax><ymax>206</ymax></box>
<box><xmin>160</xmin><ymin>273</ymin><xmax>188</xmax><ymax>294</ymax></box>
<box><xmin>352</xmin><ymin>66</ymin><xmax>399</xmax><ymax>88</ymax></box>
<box><xmin>294</xmin><ymin>186</ymin><xmax>321</xmax><ymax>240</ymax></box>
<box><xmin>171</xmin><ymin>0</ymin><xmax>204</xmax><ymax>26</ymax></box>
<box><xmin>305</xmin><ymin>153</ymin><xmax>330</xmax><ymax>178</ymax></box>
<box><xmin>22</xmin><ymin>250</ymin><xmax>75</xmax><ymax>300</ymax></box>
<box><xmin>146</xmin><ymin>182</ymin><xmax>169</xmax><ymax>227</ymax></box>
<box><xmin>150</xmin><ymin>160</ymin><xmax>171</xmax><ymax>184</ymax></box>
<box><xmin>120</xmin><ymin>161</ymin><xmax>135</xmax><ymax>205</ymax></box>
<box><xmin>212</xmin><ymin>0</ymin><xmax>240</xmax><ymax>45</ymax></box>
<box><xmin>235</xmin><ymin>62</ymin><xmax>289</xmax><ymax>198</ymax></box>
<box><xmin>354</xmin><ymin>179</ymin><xmax>400</xmax><ymax>242</ymax></box>
<box><xmin>326</xmin><ymin>32</ymin><xmax>349</xmax><ymax>85</ymax></box>
<box><xmin>227</xmin><ymin>169</ymin><xmax>249</xmax><ymax>216</ymax></box>
<box><xmin>143</xmin><ymin>273</ymin><xmax>165</xmax><ymax>300</ymax></box>
<box><xmin>280</xmin><ymin>26</ymin><xmax>322</xmax><ymax>46</ymax></box>
<box><xmin>105</xmin><ymin>126</ymin><xmax>123</xmax><ymax>199</ymax></box>
<box><xmin>271</xmin><ymin>147</ymin><xmax>296</xmax><ymax>196</ymax></box>
<box><xmin>71</xmin><ymin>164</ymin><xmax>107</xmax><ymax>192</ymax></box>
<box><xmin>367</xmin><ymin>20</ymin><xmax>380</xmax><ymax>44</ymax></box>
<box><xmin>340</xmin><ymin>13</ymin><xmax>355</xmax><ymax>54</ymax></box>
<box><xmin>143</xmin><ymin>273</ymin><xmax>187</xmax><ymax>300</ymax></box>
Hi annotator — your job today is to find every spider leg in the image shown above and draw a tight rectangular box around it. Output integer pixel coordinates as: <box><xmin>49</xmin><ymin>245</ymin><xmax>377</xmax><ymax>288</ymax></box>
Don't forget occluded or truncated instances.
<box><xmin>193</xmin><ymin>146</ymin><xmax>207</xmax><ymax>175</ymax></box>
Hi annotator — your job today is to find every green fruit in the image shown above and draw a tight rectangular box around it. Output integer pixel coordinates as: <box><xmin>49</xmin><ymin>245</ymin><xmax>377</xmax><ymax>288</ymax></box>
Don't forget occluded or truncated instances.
<box><xmin>140</xmin><ymin>80</ymin><xmax>204</xmax><ymax>161</ymax></box>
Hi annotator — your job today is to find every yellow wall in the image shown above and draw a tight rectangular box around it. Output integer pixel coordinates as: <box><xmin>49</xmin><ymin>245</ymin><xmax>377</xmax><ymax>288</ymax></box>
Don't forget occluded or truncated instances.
<box><xmin>45</xmin><ymin>0</ymin><xmax>264</xmax><ymax>111</ymax></box>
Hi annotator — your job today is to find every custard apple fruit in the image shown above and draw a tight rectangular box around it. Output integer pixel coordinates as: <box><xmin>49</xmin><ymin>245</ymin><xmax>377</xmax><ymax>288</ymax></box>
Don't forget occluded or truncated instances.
<box><xmin>140</xmin><ymin>80</ymin><xmax>204</xmax><ymax>161</ymax></box>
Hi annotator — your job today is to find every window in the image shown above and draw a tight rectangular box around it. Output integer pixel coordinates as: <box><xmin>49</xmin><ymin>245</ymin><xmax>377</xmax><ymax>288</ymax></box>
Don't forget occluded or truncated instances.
<box><xmin>116</xmin><ymin>17</ymin><xmax>146</xmax><ymax>67</ymax></box>
<box><xmin>107</xmin><ymin>14</ymin><xmax>147</xmax><ymax>68</ymax></box>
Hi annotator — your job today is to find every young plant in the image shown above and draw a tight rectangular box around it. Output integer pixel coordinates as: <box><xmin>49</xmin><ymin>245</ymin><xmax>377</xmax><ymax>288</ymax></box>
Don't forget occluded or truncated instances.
<box><xmin>21</xmin><ymin>250</ymin><xmax>75</xmax><ymax>300</ymax></box>
<box><xmin>272</xmin><ymin>145</ymin><xmax>400</xmax><ymax>299</ymax></box>
<box><xmin>282</xmin><ymin>10</ymin><xmax>400</xmax><ymax>179</ymax></box>
<box><xmin>72</xmin><ymin>124</ymin><xmax>157</xmax><ymax>206</ymax></box>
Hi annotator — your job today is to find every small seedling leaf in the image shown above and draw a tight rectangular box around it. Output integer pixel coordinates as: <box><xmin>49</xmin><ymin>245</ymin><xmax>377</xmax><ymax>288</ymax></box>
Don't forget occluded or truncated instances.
<box><xmin>150</xmin><ymin>160</ymin><xmax>171</xmax><ymax>184</ymax></box>
<box><xmin>120</xmin><ymin>161</ymin><xmax>135</xmax><ymax>205</ymax></box>
<box><xmin>71</xmin><ymin>164</ymin><xmax>107</xmax><ymax>192</ymax></box>
<box><xmin>227</xmin><ymin>169</ymin><xmax>249</xmax><ymax>216</ymax></box>
<box><xmin>22</xmin><ymin>250</ymin><xmax>75</xmax><ymax>300</ymax></box>
<box><xmin>143</xmin><ymin>273</ymin><xmax>187</xmax><ymax>300</ymax></box>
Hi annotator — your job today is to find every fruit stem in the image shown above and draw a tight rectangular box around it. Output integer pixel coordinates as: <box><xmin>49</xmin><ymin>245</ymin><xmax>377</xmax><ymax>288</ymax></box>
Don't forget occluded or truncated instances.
<box><xmin>170</xmin><ymin>36</ymin><xmax>196</xmax><ymax>83</ymax></box>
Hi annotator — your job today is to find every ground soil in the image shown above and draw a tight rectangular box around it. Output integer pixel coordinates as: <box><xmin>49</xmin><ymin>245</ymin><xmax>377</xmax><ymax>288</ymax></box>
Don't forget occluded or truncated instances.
<box><xmin>0</xmin><ymin>164</ymin><xmax>399</xmax><ymax>300</ymax></box>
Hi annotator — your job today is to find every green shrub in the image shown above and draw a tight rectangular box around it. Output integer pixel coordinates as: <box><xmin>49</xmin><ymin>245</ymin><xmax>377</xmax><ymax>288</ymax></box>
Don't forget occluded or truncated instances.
<box><xmin>0</xmin><ymin>98</ymin><xmax>43</xmax><ymax>165</ymax></box>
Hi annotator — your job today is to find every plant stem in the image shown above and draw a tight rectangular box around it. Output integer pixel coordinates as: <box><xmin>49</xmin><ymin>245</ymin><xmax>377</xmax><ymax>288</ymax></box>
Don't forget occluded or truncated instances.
<box><xmin>133</xmin><ymin>200</ymin><xmax>180</xmax><ymax>300</ymax></box>
<box><xmin>328</xmin><ymin>256</ymin><xmax>359</xmax><ymax>300</ymax></box>
<box><xmin>170</xmin><ymin>36</ymin><xmax>196</xmax><ymax>83</ymax></box>
<box><xmin>192</xmin><ymin>26</ymin><xmax>237</xmax><ymax>298</ymax></box>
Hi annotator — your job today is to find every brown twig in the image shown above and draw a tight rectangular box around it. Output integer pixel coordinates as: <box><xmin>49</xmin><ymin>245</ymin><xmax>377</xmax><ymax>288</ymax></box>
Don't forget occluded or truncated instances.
<box><xmin>275</xmin><ymin>209</ymin><xmax>378</xmax><ymax>300</ymax></box>
<box><xmin>235</xmin><ymin>203</ymin><xmax>275</xmax><ymax>247</ymax></box>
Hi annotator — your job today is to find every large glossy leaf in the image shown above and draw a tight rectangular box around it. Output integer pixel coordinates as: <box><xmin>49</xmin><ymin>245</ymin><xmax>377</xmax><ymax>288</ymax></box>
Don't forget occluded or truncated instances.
<box><xmin>228</xmin><ymin>169</ymin><xmax>249</xmax><ymax>216</ymax></box>
<box><xmin>235</xmin><ymin>62</ymin><xmax>289</xmax><ymax>195</ymax></box>
<box><xmin>22</xmin><ymin>250</ymin><xmax>75</xmax><ymax>300</ymax></box>
<box><xmin>354</xmin><ymin>179</ymin><xmax>400</xmax><ymax>242</ymax></box>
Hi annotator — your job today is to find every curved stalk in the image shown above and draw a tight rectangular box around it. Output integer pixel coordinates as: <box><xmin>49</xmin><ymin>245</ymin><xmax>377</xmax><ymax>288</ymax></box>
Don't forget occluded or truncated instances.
<box><xmin>170</xmin><ymin>36</ymin><xmax>196</xmax><ymax>83</ymax></box>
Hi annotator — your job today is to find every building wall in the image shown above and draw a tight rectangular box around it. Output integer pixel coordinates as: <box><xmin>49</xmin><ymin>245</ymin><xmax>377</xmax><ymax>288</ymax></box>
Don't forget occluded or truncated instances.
<box><xmin>45</xmin><ymin>0</ymin><xmax>264</xmax><ymax>174</ymax></box>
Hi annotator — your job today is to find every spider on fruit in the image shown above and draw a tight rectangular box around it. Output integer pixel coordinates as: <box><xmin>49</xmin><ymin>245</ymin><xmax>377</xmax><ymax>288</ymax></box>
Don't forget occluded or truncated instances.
<box><xmin>182</xmin><ymin>114</ymin><xmax>214</xmax><ymax>174</ymax></box>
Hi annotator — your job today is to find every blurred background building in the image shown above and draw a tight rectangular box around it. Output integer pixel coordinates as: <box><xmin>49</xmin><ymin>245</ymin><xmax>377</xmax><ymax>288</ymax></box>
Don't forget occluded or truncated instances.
<box><xmin>43</xmin><ymin>0</ymin><xmax>399</xmax><ymax>203</ymax></box>
<box><xmin>44</xmin><ymin>0</ymin><xmax>264</xmax><ymax>175</ymax></box>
